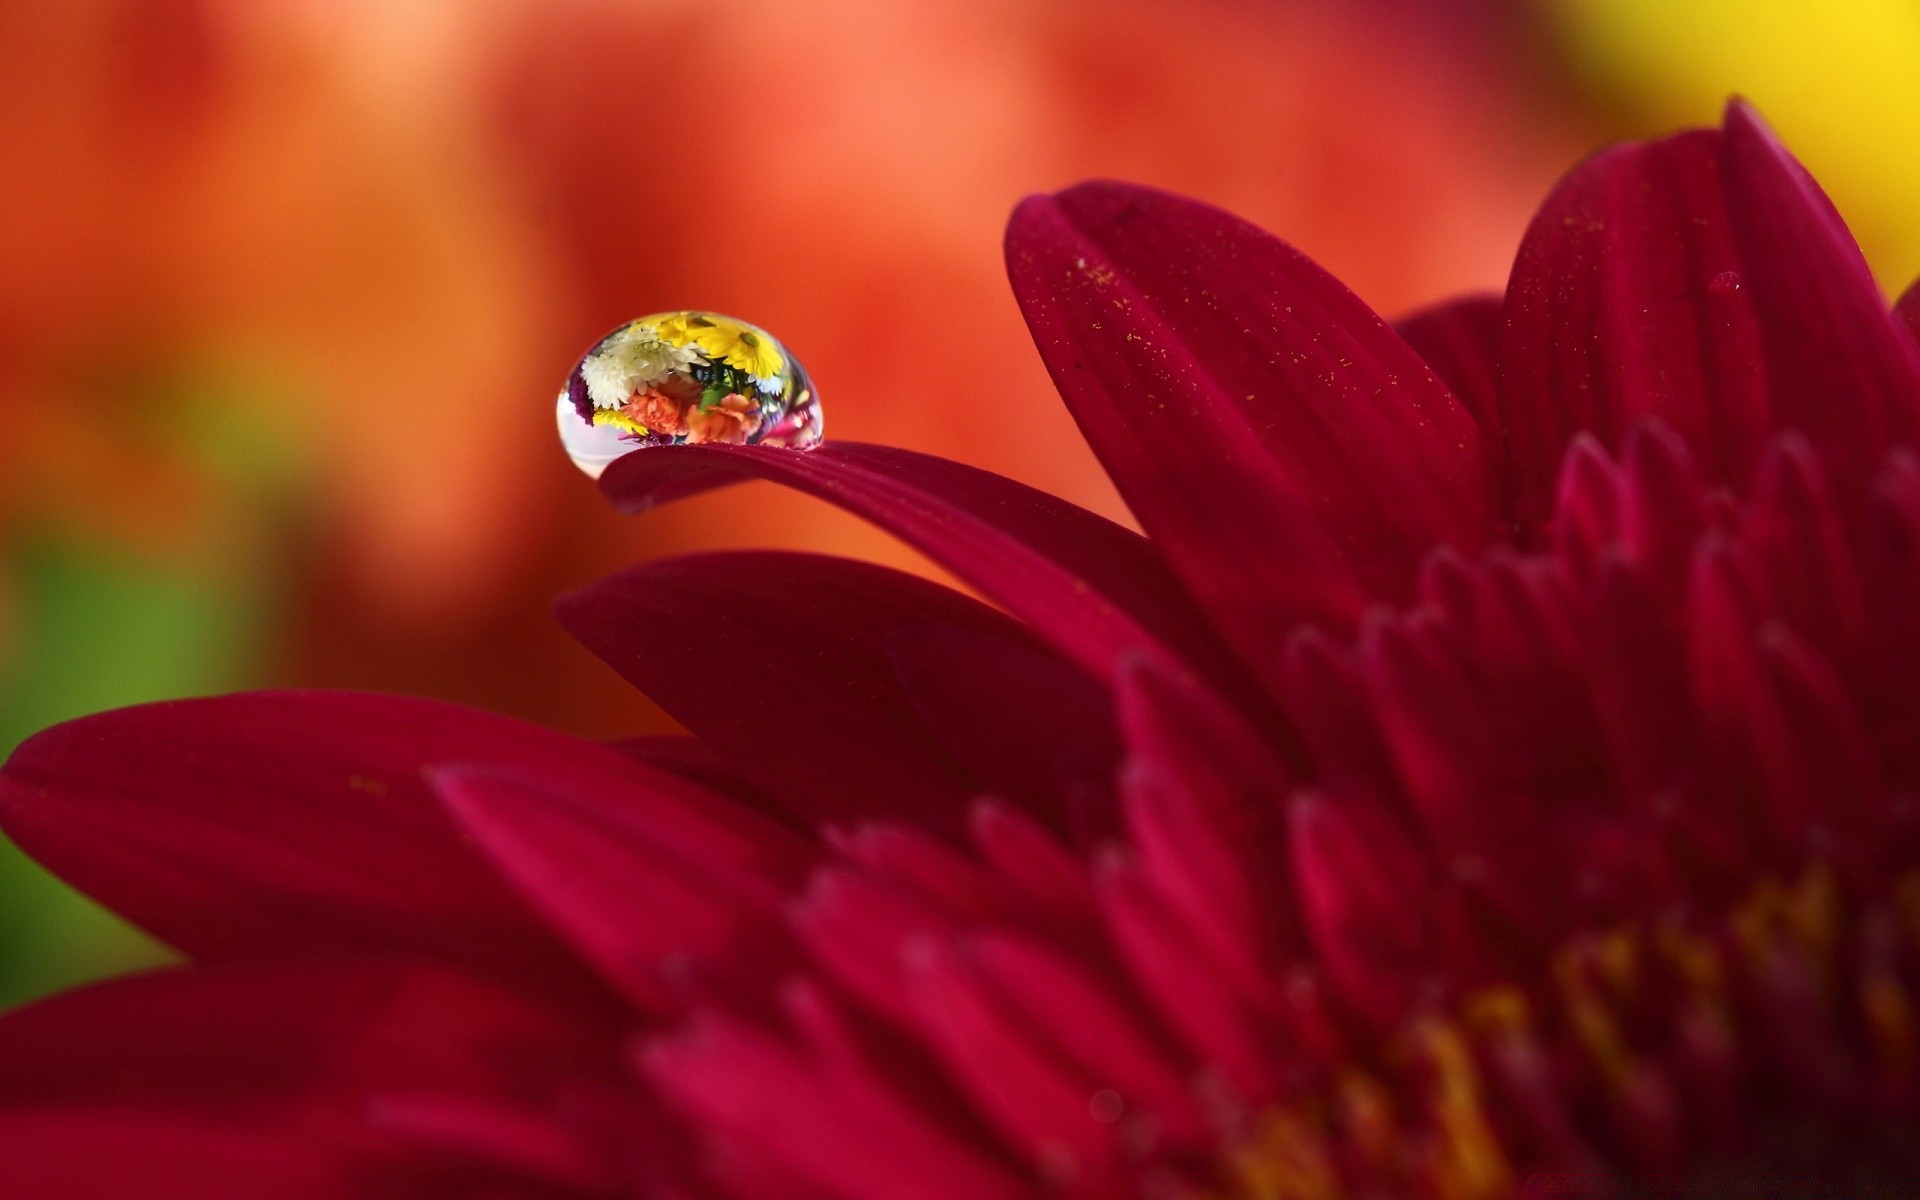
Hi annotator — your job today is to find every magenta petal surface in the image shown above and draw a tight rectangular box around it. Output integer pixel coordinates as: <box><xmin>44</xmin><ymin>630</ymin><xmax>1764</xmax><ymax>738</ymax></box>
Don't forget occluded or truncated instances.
<box><xmin>0</xmin><ymin>958</ymin><xmax>601</xmax><ymax>1107</ymax></box>
<box><xmin>557</xmin><ymin>551</ymin><xmax>1022</xmax><ymax>828</ymax></box>
<box><xmin>1007</xmin><ymin>181</ymin><xmax>1488</xmax><ymax>649</ymax></box>
<box><xmin>0</xmin><ymin>691</ymin><xmax>715</xmax><ymax>987</ymax></box>
<box><xmin>598</xmin><ymin>441</ymin><xmax>1240</xmax><ymax>693</ymax></box>
<box><xmin>0</xmin><ymin>1117</ymin><xmax>343</xmax><ymax>1200</ymax></box>
<box><xmin>1500</xmin><ymin>130</ymin><xmax>1768</xmax><ymax>532</ymax></box>
<box><xmin>887</xmin><ymin>624</ymin><xmax>1118</xmax><ymax>831</ymax></box>
<box><xmin>1898</xmin><ymin>276</ymin><xmax>1920</xmax><ymax>344</ymax></box>
<box><xmin>643</xmin><ymin>1010</ymin><xmax>1029</xmax><ymax>1200</ymax></box>
<box><xmin>0</xmin><ymin>959</ymin><xmax>608</xmax><ymax>1196</ymax></box>
<box><xmin>1720</xmin><ymin>100</ymin><xmax>1920</xmax><ymax>469</ymax></box>
<box><xmin>1394</xmin><ymin>293</ymin><xmax>1505</xmax><ymax>444</ymax></box>
<box><xmin>435</xmin><ymin>767</ymin><xmax>804</xmax><ymax>1013</ymax></box>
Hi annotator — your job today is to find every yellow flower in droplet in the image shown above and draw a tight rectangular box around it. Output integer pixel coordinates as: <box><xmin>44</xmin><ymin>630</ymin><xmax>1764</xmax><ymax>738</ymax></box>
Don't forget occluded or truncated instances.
<box><xmin>644</xmin><ymin>312</ymin><xmax>699</xmax><ymax>345</ymax></box>
<box><xmin>685</xmin><ymin>315</ymin><xmax>785</xmax><ymax>378</ymax></box>
<box><xmin>589</xmin><ymin>408</ymin><xmax>650</xmax><ymax>435</ymax></box>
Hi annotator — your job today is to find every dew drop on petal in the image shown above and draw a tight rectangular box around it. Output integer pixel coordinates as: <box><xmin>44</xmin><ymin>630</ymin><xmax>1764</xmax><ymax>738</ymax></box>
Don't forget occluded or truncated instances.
<box><xmin>1708</xmin><ymin>270</ymin><xmax>1742</xmax><ymax>295</ymax></box>
<box><xmin>556</xmin><ymin>311</ymin><xmax>823</xmax><ymax>478</ymax></box>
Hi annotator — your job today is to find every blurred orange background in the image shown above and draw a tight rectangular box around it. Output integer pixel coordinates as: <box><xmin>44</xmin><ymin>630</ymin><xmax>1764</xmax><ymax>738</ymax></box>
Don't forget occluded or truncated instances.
<box><xmin>4</xmin><ymin>0</ymin><xmax>1915</xmax><ymax>1001</ymax></box>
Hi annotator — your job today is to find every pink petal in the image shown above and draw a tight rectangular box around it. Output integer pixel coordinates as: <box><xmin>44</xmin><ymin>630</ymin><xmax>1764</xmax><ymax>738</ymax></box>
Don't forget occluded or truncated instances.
<box><xmin>0</xmin><ymin>691</ymin><xmax>735</xmax><ymax>988</ymax></box>
<box><xmin>434</xmin><ymin>766</ymin><xmax>806</xmax><ymax>1013</ymax></box>
<box><xmin>1720</xmin><ymin>100</ymin><xmax>1920</xmax><ymax>470</ymax></box>
<box><xmin>1394</xmin><ymin>292</ymin><xmax>1504</xmax><ymax>442</ymax></box>
<box><xmin>556</xmin><ymin>551</ymin><xmax>1019</xmax><ymax>829</ymax></box>
<box><xmin>598</xmin><ymin>441</ymin><xmax>1241</xmax><ymax>694</ymax></box>
<box><xmin>1006</xmin><ymin>181</ymin><xmax>1489</xmax><ymax>658</ymax></box>
<box><xmin>1500</xmin><ymin>129</ymin><xmax>1768</xmax><ymax>533</ymax></box>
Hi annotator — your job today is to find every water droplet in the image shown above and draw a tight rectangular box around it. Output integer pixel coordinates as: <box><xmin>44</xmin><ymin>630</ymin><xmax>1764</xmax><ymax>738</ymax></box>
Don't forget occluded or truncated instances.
<box><xmin>557</xmin><ymin>311</ymin><xmax>822</xmax><ymax>478</ymax></box>
<box><xmin>1708</xmin><ymin>270</ymin><xmax>1742</xmax><ymax>295</ymax></box>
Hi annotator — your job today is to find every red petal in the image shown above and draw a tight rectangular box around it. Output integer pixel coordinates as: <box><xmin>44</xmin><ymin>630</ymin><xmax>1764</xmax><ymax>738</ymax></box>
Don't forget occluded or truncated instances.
<box><xmin>1114</xmin><ymin>654</ymin><xmax>1301</xmax><ymax>975</ymax></box>
<box><xmin>557</xmin><ymin>552</ymin><xmax>1018</xmax><ymax>829</ymax></box>
<box><xmin>643</xmin><ymin>1012</ymin><xmax>1028</xmax><ymax>1200</ymax></box>
<box><xmin>1500</xmin><ymin>129</ymin><xmax>1768</xmax><ymax>533</ymax></box>
<box><xmin>964</xmin><ymin>932</ymin><xmax>1204</xmax><ymax>1141</ymax></box>
<box><xmin>1395</xmin><ymin>292</ymin><xmax>1505</xmax><ymax>443</ymax></box>
<box><xmin>365</xmin><ymin>1093</ymin><xmax>620</xmax><ymax>1193</ymax></box>
<box><xmin>967</xmin><ymin>799</ymin><xmax>1099</xmax><ymax>926</ymax></box>
<box><xmin>0</xmin><ymin>959</ymin><xmax>605</xmax><ymax>1109</ymax></box>
<box><xmin>1287</xmin><ymin>792</ymin><xmax>1438</xmax><ymax>1026</ymax></box>
<box><xmin>1093</xmin><ymin>852</ymin><xmax>1277</xmax><ymax>1100</ymax></box>
<box><xmin>598</xmin><ymin>441</ymin><xmax>1242</xmax><ymax>695</ymax></box>
<box><xmin>1720</xmin><ymin>100</ymin><xmax>1920</xmax><ymax>470</ymax></box>
<box><xmin>1006</xmin><ymin>181</ymin><xmax>1488</xmax><ymax>655</ymax></box>
<box><xmin>887</xmin><ymin>624</ymin><xmax>1118</xmax><ymax>827</ymax></box>
<box><xmin>0</xmin><ymin>691</ymin><xmax>719</xmax><ymax>989</ymax></box>
<box><xmin>903</xmin><ymin>940</ymin><xmax>1122</xmax><ymax>1178</ymax></box>
<box><xmin>434</xmin><ymin>766</ymin><xmax>806</xmax><ymax>1013</ymax></box>
<box><xmin>1900</xmin><ymin>276</ymin><xmax>1920</xmax><ymax>343</ymax></box>
<box><xmin>0</xmin><ymin>959</ymin><xmax>609</xmax><ymax>1196</ymax></box>
<box><xmin>604</xmin><ymin>735</ymin><xmax>794</xmax><ymax>826</ymax></box>
<box><xmin>0</xmin><ymin>1117</ymin><xmax>343</xmax><ymax>1199</ymax></box>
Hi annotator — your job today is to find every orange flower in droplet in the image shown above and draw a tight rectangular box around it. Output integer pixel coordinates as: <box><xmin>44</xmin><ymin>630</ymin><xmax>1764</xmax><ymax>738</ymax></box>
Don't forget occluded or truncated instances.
<box><xmin>621</xmin><ymin>388</ymin><xmax>688</xmax><ymax>437</ymax></box>
<box><xmin>685</xmin><ymin>394</ymin><xmax>762</xmax><ymax>445</ymax></box>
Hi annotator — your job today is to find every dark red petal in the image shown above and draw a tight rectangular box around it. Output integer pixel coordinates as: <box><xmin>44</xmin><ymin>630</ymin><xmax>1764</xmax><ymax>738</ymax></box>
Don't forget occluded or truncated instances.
<box><xmin>1007</xmin><ymin>181</ymin><xmax>1488</xmax><ymax>657</ymax></box>
<box><xmin>558</xmin><ymin>551</ymin><xmax>1023</xmax><ymax>829</ymax></box>
<box><xmin>1500</xmin><ymin>129</ymin><xmax>1768</xmax><ymax>533</ymax></box>
<box><xmin>1899</xmin><ymin>276</ymin><xmax>1920</xmax><ymax>343</ymax></box>
<box><xmin>903</xmin><ymin>940</ymin><xmax>1122</xmax><ymax>1178</ymax></box>
<box><xmin>1093</xmin><ymin>852</ymin><xmax>1277</xmax><ymax>1100</ymax></box>
<box><xmin>364</xmin><ymin>1093</ymin><xmax>622</xmax><ymax>1193</ymax></box>
<box><xmin>642</xmin><ymin>1012</ymin><xmax>1029</xmax><ymax>1200</ymax></box>
<box><xmin>967</xmin><ymin>799</ymin><xmax>1099</xmax><ymax>926</ymax></box>
<box><xmin>1720</xmin><ymin>100</ymin><xmax>1920</xmax><ymax>469</ymax></box>
<box><xmin>598</xmin><ymin>441</ymin><xmax>1242</xmax><ymax>696</ymax></box>
<box><xmin>603</xmin><ymin>735</ymin><xmax>796</xmax><ymax>828</ymax></box>
<box><xmin>0</xmin><ymin>1118</ymin><xmax>343</xmax><ymax>1200</ymax></box>
<box><xmin>887</xmin><ymin>624</ymin><xmax>1117</xmax><ymax>829</ymax></box>
<box><xmin>0</xmin><ymin>959</ymin><xmax>611</xmax><ymax>1196</ymax></box>
<box><xmin>1287</xmin><ymin>792</ymin><xmax>1438</xmax><ymax>1026</ymax></box>
<box><xmin>1114</xmin><ymin>654</ymin><xmax>1301</xmax><ymax>974</ymax></box>
<box><xmin>0</xmin><ymin>958</ymin><xmax>602</xmax><ymax>1109</ymax></box>
<box><xmin>434</xmin><ymin>766</ymin><xmax>804</xmax><ymax>1013</ymax></box>
<box><xmin>962</xmin><ymin>932</ymin><xmax>1204</xmax><ymax>1141</ymax></box>
<box><xmin>0</xmin><ymin>691</ymin><xmax>746</xmax><ymax>989</ymax></box>
<box><xmin>1395</xmin><ymin>292</ymin><xmax>1505</xmax><ymax>443</ymax></box>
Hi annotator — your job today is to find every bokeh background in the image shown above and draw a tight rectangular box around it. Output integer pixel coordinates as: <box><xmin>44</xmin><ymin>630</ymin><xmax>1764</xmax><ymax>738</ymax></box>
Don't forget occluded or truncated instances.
<box><xmin>3</xmin><ymin>0</ymin><xmax>1917</xmax><ymax>1005</ymax></box>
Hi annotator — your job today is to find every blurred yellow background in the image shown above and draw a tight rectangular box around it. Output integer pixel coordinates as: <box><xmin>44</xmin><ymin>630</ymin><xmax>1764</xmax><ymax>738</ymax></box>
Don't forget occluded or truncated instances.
<box><xmin>1</xmin><ymin>0</ymin><xmax>1913</xmax><ymax>1003</ymax></box>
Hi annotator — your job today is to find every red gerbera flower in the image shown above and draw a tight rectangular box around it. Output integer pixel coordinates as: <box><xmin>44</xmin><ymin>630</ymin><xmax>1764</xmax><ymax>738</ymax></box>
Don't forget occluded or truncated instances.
<box><xmin>5</xmin><ymin>99</ymin><xmax>1920</xmax><ymax>1198</ymax></box>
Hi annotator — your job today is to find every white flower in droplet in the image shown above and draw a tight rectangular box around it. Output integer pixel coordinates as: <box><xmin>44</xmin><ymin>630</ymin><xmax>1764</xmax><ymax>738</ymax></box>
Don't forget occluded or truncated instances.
<box><xmin>581</xmin><ymin>325</ymin><xmax>701</xmax><ymax>410</ymax></box>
